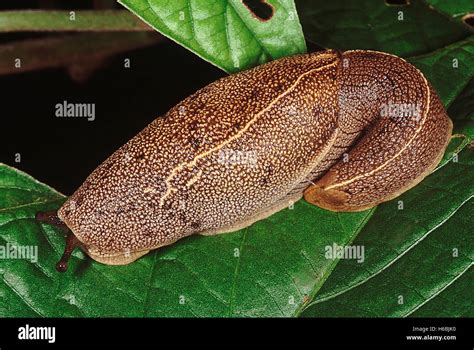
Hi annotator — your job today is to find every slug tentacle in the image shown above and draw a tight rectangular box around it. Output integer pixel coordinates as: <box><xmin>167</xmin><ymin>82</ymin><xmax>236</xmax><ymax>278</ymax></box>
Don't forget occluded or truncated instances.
<box><xmin>35</xmin><ymin>210</ymin><xmax>68</xmax><ymax>229</ymax></box>
<box><xmin>35</xmin><ymin>210</ymin><xmax>81</xmax><ymax>272</ymax></box>
<box><xmin>56</xmin><ymin>232</ymin><xmax>81</xmax><ymax>272</ymax></box>
<box><xmin>304</xmin><ymin>51</ymin><xmax>452</xmax><ymax>211</ymax></box>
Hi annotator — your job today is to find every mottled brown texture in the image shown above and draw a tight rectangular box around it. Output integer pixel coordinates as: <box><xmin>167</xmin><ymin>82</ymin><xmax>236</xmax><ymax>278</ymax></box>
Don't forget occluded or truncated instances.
<box><xmin>57</xmin><ymin>50</ymin><xmax>452</xmax><ymax>265</ymax></box>
<box><xmin>304</xmin><ymin>50</ymin><xmax>452</xmax><ymax>211</ymax></box>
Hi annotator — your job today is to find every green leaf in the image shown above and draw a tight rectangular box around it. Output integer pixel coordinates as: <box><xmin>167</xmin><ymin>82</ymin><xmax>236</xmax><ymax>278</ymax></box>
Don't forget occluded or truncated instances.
<box><xmin>118</xmin><ymin>0</ymin><xmax>307</xmax><ymax>73</ymax></box>
<box><xmin>448</xmin><ymin>78</ymin><xmax>474</xmax><ymax>139</ymax></box>
<box><xmin>300</xmin><ymin>163</ymin><xmax>474</xmax><ymax>317</ymax></box>
<box><xmin>424</xmin><ymin>0</ymin><xmax>474</xmax><ymax>23</ymax></box>
<box><xmin>410</xmin><ymin>264</ymin><xmax>474</xmax><ymax>317</ymax></box>
<box><xmin>0</xmin><ymin>163</ymin><xmax>375</xmax><ymax>316</ymax></box>
<box><xmin>296</xmin><ymin>0</ymin><xmax>470</xmax><ymax>57</ymax></box>
<box><xmin>409</xmin><ymin>36</ymin><xmax>474</xmax><ymax>109</ymax></box>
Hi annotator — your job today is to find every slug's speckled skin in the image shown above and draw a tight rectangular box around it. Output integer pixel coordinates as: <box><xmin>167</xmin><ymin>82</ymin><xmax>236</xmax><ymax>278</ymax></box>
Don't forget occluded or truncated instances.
<box><xmin>57</xmin><ymin>50</ymin><xmax>452</xmax><ymax>265</ymax></box>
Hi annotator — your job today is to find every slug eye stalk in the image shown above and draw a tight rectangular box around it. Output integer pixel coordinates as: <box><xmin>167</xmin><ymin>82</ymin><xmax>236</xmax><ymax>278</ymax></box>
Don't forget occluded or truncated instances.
<box><xmin>35</xmin><ymin>210</ymin><xmax>80</xmax><ymax>272</ymax></box>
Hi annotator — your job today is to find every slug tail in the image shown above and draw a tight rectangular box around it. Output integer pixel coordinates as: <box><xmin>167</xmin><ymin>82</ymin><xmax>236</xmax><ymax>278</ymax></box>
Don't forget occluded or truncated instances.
<box><xmin>305</xmin><ymin>85</ymin><xmax>452</xmax><ymax>212</ymax></box>
<box><xmin>304</xmin><ymin>51</ymin><xmax>453</xmax><ymax>212</ymax></box>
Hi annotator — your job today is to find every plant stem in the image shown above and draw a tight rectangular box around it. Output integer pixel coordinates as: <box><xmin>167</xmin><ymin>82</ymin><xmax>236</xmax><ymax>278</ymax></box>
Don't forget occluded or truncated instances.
<box><xmin>0</xmin><ymin>32</ymin><xmax>162</xmax><ymax>76</ymax></box>
<box><xmin>0</xmin><ymin>10</ymin><xmax>154</xmax><ymax>32</ymax></box>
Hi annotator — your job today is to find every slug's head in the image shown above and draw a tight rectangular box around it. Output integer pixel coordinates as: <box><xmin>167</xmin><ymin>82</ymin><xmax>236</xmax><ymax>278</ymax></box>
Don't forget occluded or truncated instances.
<box><xmin>36</xmin><ymin>180</ymin><xmax>191</xmax><ymax>272</ymax></box>
<box><xmin>49</xmin><ymin>170</ymin><xmax>191</xmax><ymax>270</ymax></box>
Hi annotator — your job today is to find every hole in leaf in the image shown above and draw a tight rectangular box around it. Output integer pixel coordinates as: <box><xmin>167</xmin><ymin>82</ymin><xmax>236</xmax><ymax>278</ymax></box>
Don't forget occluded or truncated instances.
<box><xmin>242</xmin><ymin>0</ymin><xmax>274</xmax><ymax>21</ymax></box>
<box><xmin>385</xmin><ymin>0</ymin><xmax>410</xmax><ymax>5</ymax></box>
<box><xmin>462</xmin><ymin>13</ymin><xmax>474</xmax><ymax>28</ymax></box>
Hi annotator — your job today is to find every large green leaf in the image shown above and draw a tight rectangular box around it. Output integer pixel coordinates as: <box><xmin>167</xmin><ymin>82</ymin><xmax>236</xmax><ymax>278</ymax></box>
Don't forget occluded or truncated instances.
<box><xmin>296</xmin><ymin>0</ymin><xmax>470</xmax><ymax>57</ymax></box>
<box><xmin>409</xmin><ymin>36</ymin><xmax>474</xmax><ymax>109</ymax></box>
<box><xmin>425</xmin><ymin>0</ymin><xmax>474</xmax><ymax>24</ymax></box>
<box><xmin>448</xmin><ymin>78</ymin><xmax>474</xmax><ymax>139</ymax></box>
<box><xmin>118</xmin><ymin>0</ymin><xmax>307</xmax><ymax>73</ymax></box>
<box><xmin>301</xmin><ymin>146</ymin><xmax>474</xmax><ymax>317</ymax></box>
<box><xmin>0</xmin><ymin>162</ymin><xmax>374</xmax><ymax>316</ymax></box>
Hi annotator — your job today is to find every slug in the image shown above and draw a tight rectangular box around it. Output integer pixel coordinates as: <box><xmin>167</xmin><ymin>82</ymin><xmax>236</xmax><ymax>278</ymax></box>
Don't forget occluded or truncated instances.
<box><xmin>36</xmin><ymin>50</ymin><xmax>452</xmax><ymax>271</ymax></box>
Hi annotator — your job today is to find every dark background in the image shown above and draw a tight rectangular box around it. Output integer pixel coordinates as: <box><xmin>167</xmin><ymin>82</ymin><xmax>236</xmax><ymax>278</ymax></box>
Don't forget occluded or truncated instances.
<box><xmin>1</xmin><ymin>1</ymin><xmax>226</xmax><ymax>195</ymax></box>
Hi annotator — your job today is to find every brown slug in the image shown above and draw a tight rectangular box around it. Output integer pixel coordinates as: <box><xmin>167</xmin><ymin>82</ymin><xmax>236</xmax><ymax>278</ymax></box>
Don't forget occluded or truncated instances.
<box><xmin>36</xmin><ymin>50</ymin><xmax>452</xmax><ymax>270</ymax></box>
